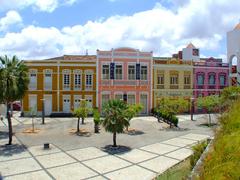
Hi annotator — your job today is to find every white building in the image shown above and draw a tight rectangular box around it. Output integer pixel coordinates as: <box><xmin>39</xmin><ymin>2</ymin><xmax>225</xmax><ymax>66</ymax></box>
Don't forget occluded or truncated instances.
<box><xmin>182</xmin><ymin>43</ymin><xmax>200</xmax><ymax>61</ymax></box>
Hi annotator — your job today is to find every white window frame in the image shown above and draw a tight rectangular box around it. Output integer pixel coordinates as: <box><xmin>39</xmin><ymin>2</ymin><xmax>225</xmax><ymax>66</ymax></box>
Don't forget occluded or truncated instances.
<box><xmin>74</xmin><ymin>69</ymin><xmax>82</xmax><ymax>90</ymax></box>
<box><xmin>44</xmin><ymin>69</ymin><xmax>53</xmax><ymax>90</ymax></box>
<box><xmin>29</xmin><ymin>94</ymin><xmax>37</xmax><ymax>113</ymax></box>
<box><xmin>114</xmin><ymin>92</ymin><xmax>123</xmax><ymax>100</ymax></box>
<box><xmin>127</xmin><ymin>93</ymin><xmax>136</xmax><ymax>105</ymax></box>
<box><xmin>85</xmin><ymin>70</ymin><xmax>93</xmax><ymax>90</ymax></box>
<box><xmin>115</xmin><ymin>63</ymin><xmax>123</xmax><ymax>80</ymax></box>
<box><xmin>63</xmin><ymin>69</ymin><xmax>71</xmax><ymax>90</ymax></box>
<box><xmin>128</xmin><ymin>64</ymin><xmax>136</xmax><ymax>80</ymax></box>
<box><xmin>74</xmin><ymin>95</ymin><xmax>82</xmax><ymax>110</ymax></box>
<box><xmin>140</xmin><ymin>65</ymin><xmax>148</xmax><ymax>80</ymax></box>
<box><xmin>170</xmin><ymin>75</ymin><xmax>178</xmax><ymax>85</ymax></box>
<box><xmin>29</xmin><ymin>69</ymin><xmax>37</xmax><ymax>90</ymax></box>
<box><xmin>140</xmin><ymin>93</ymin><xmax>148</xmax><ymax>114</ymax></box>
<box><xmin>102</xmin><ymin>63</ymin><xmax>110</xmax><ymax>80</ymax></box>
<box><xmin>101</xmin><ymin>93</ymin><xmax>110</xmax><ymax>108</ymax></box>
<box><xmin>85</xmin><ymin>95</ymin><xmax>93</xmax><ymax>109</ymax></box>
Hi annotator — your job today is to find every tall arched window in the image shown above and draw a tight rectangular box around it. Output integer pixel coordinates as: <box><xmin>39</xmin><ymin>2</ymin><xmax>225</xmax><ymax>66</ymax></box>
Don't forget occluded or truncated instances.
<box><xmin>197</xmin><ymin>73</ymin><xmax>204</xmax><ymax>85</ymax></box>
<box><xmin>208</xmin><ymin>73</ymin><xmax>216</xmax><ymax>85</ymax></box>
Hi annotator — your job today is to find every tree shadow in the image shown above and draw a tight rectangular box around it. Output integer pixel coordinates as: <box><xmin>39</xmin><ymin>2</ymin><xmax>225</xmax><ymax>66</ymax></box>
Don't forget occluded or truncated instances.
<box><xmin>126</xmin><ymin>130</ymin><xmax>145</xmax><ymax>136</ymax></box>
<box><xmin>0</xmin><ymin>143</ymin><xmax>27</xmax><ymax>157</ymax></box>
<box><xmin>197</xmin><ymin>123</ymin><xmax>218</xmax><ymax>127</ymax></box>
<box><xmin>0</xmin><ymin>131</ymin><xmax>8</xmax><ymax>140</ymax></box>
<box><xmin>160</xmin><ymin>127</ymin><xmax>190</xmax><ymax>131</ymax></box>
<box><xmin>101</xmin><ymin>145</ymin><xmax>131</xmax><ymax>155</ymax></box>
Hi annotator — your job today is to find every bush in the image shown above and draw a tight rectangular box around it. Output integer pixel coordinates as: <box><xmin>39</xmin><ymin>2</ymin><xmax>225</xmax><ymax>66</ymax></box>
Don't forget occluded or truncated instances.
<box><xmin>170</xmin><ymin>115</ymin><xmax>179</xmax><ymax>126</ymax></box>
<box><xmin>190</xmin><ymin>141</ymin><xmax>208</xmax><ymax>169</ymax></box>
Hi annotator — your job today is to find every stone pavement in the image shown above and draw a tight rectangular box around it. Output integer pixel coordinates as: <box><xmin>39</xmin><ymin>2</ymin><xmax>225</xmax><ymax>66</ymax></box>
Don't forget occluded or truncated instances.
<box><xmin>0</xmin><ymin>133</ymin><xmax>210</xmax><ymax>180</ymax></box>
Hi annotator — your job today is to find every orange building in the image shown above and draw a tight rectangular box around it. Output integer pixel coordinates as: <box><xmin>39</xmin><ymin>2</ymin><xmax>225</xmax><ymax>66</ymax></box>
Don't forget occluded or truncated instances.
<box><xmin>22</xmin><ymin>55</ymin><xmax>96</xmax><ymax>116</ymax></box>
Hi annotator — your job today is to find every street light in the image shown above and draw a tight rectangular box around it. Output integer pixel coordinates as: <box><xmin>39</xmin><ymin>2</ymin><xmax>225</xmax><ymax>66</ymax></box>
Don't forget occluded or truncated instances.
<box><xmin>41</xmin><ymin>99</ymin><xmax>45</xmax><ymax>124</ymax></box>
<box><xmin>190</xmin><ymin>97</ymin><xmax>195</xmax><ymax>121</ymax></box>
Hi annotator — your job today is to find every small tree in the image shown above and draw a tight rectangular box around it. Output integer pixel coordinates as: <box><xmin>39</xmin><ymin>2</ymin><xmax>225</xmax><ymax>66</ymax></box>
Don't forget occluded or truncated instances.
<box><xmin>197</xmin><ymin>95</ymin><xmax>220</xmax><ymax>126</ymax></box>
<box><xmin>30</xmin><ymin>106</ymin><xmax>37</xmax><ymax>132</ymax></box>
<box><xmin>125</xmin><ymin>104</ymin><xmax>143</xmax><ymax>131</ymax></box>
<box><xmin>73</xmin><ymin>100</ymin><xmax>91</xmax><ymax>133</ymax></box>
<box><xmin>102</xmin><ymin>99</ymin><xmax>129</xmax><ymax>147</ymax></box>
<box><xmin>93</xmin><ymin>107</ymin><xmax>101</xmax><ymax>133</ymax></box>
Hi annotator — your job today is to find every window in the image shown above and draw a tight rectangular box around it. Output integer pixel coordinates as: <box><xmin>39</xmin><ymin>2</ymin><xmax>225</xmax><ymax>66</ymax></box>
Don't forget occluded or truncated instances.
<box><xmin>115</xmin><ymin>94</ymin><xmax>123</xmax><ymax>100</ymax></box>
<box><xmin>85</xmin><ymin>71</ymin><xmax>93</xmax><ymax>90</ymax></box>
<box><xmin>115</xmin><ymin>65</ymin><xmax>122</xmax><ymax>80</ymax></box>
<box><xmin>184</xmin><ymin>75</ymin><xmax>191</xmax><ymax>85</ymax></box>
<box><xmin>219</xmin><ymin>74</ymin><xmax>226</xmax><ymax>86</ymax></box>
<box><xmin>29</xmin><ymin>69</ymin><xmax>37</xmax><ymax>90</ymax></box>
<box><xmin>102</xmin><ymin>64</ymin><xmax>110</xmax><ymax>80</ymax></box>
<box><xmin>157</xmin><ymin>74</ymin><xmax>164</xmax><ymax>84</ymax></box>
<box><xmin>127</xmin><ymin>94</ymin><xmax>135</xmax><ymax>105</ymax></box>
<box><xmin>74</xmin><ymin>70</ymin><xmax>82</xmax><ymax>90</ymax></box>
<box><xmin>44</xmin><ymin>69</ymin><xmax>52</xmax><ymax>90</ymax></box>
<box><xmin>209</xmin><ymin>73</ymin><xmax>215</xmax><ymax>85</ymax></box>
<box><xmin>128</xmin><ymin>65</ymin><xmax>135</xmax><ymax>80</ymax></box>
<box><xmin>141</xmin><ymin>65</ymin><xmax>147</xmax><ymax>80</ymax></box>
<box><xmin>170</xmin><ymin>75</ymin><xmax>178</xmax><ymax>84</ymax></box>
<box><xmin>197</xmin><ymin>74</ymin><xmax>204</xmax><ymax>85</ymax></box>
<box><xmin>63</xmin><ymin>70</ymin><xmax>70</xmax><ymax>90</ymax></box>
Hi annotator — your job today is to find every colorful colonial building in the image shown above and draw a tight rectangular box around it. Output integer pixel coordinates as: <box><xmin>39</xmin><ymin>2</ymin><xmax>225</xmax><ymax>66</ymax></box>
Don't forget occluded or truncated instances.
<box><xmin>97</xmin><ymin>47</ymin><xmax>152</xmax><ymax>114</ymax></box>
<box><xmin>193</xmin><ymin>57</ymin><xmax>229</xmax><ymax>99</ymax></box>
<box><xmin>23</xmin><ymin>55</ymin><xmax>97</xmax><ymax>116</ymax></box>
<box><xmin>152</xmin><ymin>57</ymin><xmax>193</xmax><ymax>108</ymax></box>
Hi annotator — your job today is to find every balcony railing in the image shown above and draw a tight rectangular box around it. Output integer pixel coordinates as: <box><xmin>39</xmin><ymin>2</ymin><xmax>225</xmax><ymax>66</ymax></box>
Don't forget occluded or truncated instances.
<box><xmin>208</xmin><ymin>85</ymin><xmax>216</xmax><ymax>89</ymax></box>
<box><xmin>197</xmin><ymin>85</ymin><xmax>204</xmax><ymax>89</ymax></box>
<box><xmin>170</xmin><ymin>85</ymin><xmax>178</xmax><ymax>89</ymax></box>
<box><xmin>184</xmin><ymin>85</ymin><xmax>191</xmax><ymax>89</ymax></box>
<box><xmin>156</xmin><ymin>84</ymin><xmax>164</xmax><ymax>89</ymax></box>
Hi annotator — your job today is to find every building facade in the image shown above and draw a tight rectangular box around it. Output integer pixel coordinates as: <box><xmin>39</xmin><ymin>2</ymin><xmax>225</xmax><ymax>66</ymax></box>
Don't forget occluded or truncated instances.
<box><xmin>97</xmin><ymin>47</ymin><xmax>152</xmax><ymax>114</ymax></box>
<box><xmin>23</xmin><ymin>55</ymin><xmax>97</xmax><ymax>116</ymax></box>
<box><xmin>193</xmin><ymin>57</ymin><xmax>229</xmax><ymax>99</ymax></box>
<box><xmin>152</xmin><ymin>57</ymin><xmax>193</xmax><ymax>108</ymax></box>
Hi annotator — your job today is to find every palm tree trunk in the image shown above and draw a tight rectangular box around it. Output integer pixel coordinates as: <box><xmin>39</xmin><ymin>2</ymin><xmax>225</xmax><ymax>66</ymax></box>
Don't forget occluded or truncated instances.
<box><xmin>77</xmin><ymin>117</ymin><xmax>80</xmax><ymax>132</ymax></box>
<box><xmin>113</xmin><ymin>132</ymin><xmax>117</xmax><ymax>147</ymax></box>
<box><xmin>32</xmin><ymin>116</ymin><xmax>35</xmax><ymax>132</ymax></box>
<box><xmin>82</xmin><ymin>117</ymin><xmax>84</xmax><ymax>124</ymax></box>
<box><xmin>208</xmin><ymin>113</ymin><xmax>211</xmax><ymax>126</ymax></box>
<box><xmin>7</xmin><ymin>106</ymin><xmax>12</xmax><ymax>145</ymax></box>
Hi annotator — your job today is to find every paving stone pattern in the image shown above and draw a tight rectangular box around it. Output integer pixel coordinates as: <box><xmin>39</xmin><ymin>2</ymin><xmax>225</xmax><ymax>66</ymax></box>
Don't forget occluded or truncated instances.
<box><xmin>0</xmin><ymin>133</ymin><xmax>210</xmax><ymax>180</ymax></box>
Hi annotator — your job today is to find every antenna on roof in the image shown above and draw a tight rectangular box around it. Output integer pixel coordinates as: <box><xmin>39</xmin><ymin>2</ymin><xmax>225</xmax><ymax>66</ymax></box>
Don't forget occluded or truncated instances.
<box><xmin>86</xmin><ymin>49</ymin><xmax>88</xmax><ymax>55</ymax></box>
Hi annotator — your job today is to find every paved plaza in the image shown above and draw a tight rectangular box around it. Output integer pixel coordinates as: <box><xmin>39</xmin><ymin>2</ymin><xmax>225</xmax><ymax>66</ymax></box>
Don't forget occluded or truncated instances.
<box><xmin>0</xmin><ymin>113</ymin><xmax>215</xmax><ymax>179</ymax></box>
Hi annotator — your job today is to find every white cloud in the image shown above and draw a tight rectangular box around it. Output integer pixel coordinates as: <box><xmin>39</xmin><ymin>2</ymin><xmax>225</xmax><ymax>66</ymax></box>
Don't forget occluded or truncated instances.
<box><xmin>0</xmin><ymin>0</ymin><xmax>240</xmax><ymax>59</ymax></box>
<box><xmin>0</xmin><ymin>10</ymin><xmax>22</xmax><ymax>31</ymax></box>
<box><xmin>0</xmin><ymin>0</ymin><xmax>78</xmax><ymax>13</ymax></box>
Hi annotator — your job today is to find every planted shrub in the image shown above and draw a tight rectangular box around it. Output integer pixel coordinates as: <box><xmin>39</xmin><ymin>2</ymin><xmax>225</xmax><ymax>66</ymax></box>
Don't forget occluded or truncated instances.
<box><xmin>190</xmin><ymin>141</ymin><xmax>208</xmax><ymax>169</ymax></box>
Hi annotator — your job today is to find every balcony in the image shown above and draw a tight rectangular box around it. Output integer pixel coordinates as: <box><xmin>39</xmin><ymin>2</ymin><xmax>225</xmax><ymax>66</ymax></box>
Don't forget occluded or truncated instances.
<box><xmin>170</xmin><ymin>85</ymin><xmax>178</xmax><ymax>89</ymax></box>
<box><xmin>197</xmin><ymin>85</ymin><xmax>204</xmax><ymax>89</ymax></box>
<box><xmin>156</xmin><ymin>85</ymin><xmax>164</xmax><ymax>89</ymax></box>
<box><xmin>113</xmin><ymin>80</ymin><xmax>137</xmax><ymax>86</ymax></box>
<box><xmin>208</xmin><ymin>85</ymin><xmax>216</xmax><ymax>89</ymax></box>
<box><xmin>184</xmin><ymin>85</ymin><xmax>191</xmax><ymax>89</ymax></box>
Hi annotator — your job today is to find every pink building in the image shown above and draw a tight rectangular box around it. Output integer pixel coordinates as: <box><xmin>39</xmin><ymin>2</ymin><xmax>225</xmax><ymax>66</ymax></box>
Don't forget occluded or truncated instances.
<box><xmin>193</xmin><ymin>57</ymin><xmax>229</xmax><ymax>99</ymax></box>
<box><xmin>97</xmin><ymin>47</ymin><xmax>152</xmax><ymax>114</ymax></box>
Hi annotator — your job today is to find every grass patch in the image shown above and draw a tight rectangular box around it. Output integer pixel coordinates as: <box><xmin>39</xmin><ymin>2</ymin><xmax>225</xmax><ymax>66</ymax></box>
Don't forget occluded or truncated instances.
<box><xmin>156</xmin><ymin>158</ymin><xmax>191</xmax><ymax>180</ymax></box>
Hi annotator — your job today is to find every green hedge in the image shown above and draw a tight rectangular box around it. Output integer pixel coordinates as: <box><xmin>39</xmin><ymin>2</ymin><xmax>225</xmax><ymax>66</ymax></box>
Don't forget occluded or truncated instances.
<box><xmin>197</xmin><ymin>101</ymin><xmax>240</xmax><ymax>179</ymax></box>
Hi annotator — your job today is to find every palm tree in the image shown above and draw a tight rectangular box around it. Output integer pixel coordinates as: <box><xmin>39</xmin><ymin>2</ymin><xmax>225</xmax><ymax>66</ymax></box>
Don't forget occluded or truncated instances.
<box><xmin>73</xmin><ymin>100</ymin><xmax>91</xmax><ymax>133</ymax></box>
<box><xmin>125</xmin><ymin>104</ymin><xmax>143</xmax><ymax>131</ymax></box>
<box><xmin>0</xmin><ymin>55</ymin><xmax>29</xmax><ymax>145</ymax></box>
<box><xmin>102</xmin><ymin>99</ymin><xmax>129</xmax><ymax>147</ymax></box>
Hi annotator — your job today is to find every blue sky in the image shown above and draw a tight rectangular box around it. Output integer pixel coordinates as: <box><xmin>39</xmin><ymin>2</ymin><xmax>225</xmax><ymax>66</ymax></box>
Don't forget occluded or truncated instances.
<box><xmin>0</xmin><ymin>0</ymin><xmax>239</xmax><ymax>60</ymax></box>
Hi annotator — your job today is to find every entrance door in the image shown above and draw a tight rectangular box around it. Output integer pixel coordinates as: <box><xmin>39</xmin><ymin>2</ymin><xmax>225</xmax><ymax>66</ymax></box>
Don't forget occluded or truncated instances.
<box><xmin>29</xmin><ymin>95</ymin><xmax>37</xmax><ymax>113</ymax></box>
<box><xmin>63</xmin><ymin>95</ymin><xmax>71</xmax><ymax>113</ymax></box>
<box><xmin>140</xmin><ymin>94</ymin><xmax>148</xmax><ymax>114</ymax></box>
<box><xmin>74</xmin><ymin>95</ymin><xmax>81</xmax><ymax>110</ymax></box>
<box><xmin>44</xmin><ymin>95</ymin><xmax>52</xmax><ymax>116</ymax></box>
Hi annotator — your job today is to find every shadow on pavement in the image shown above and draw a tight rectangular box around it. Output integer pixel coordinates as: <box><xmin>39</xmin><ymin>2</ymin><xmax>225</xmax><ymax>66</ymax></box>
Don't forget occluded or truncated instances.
<box><xmin>0</xmin><ymin>143</ymin><xmax>27</xmax><ymax>157</ymax></box>
<box><xmin>101</xmin><ymin>145</ymin><xmax>131</xmax><ymax>155</ymax></box>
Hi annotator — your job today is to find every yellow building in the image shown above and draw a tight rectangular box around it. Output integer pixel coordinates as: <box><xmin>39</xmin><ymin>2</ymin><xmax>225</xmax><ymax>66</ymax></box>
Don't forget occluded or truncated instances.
<box><xmin>153</xmin><ymin>57</ymin><xmax>193</xmax><ymax>107</ymax></box>
<box><xmin>23</xmin><ymin>55</ymin><xmax>97</xmax><ymax>116</ymax></box>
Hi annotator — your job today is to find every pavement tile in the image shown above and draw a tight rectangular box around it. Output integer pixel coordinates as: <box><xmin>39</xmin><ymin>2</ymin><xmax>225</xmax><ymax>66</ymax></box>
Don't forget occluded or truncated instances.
<box><xmin>67</xmin><ymin>147</ymin><xmax>108</xmax><ymax>161</ymax></box>
<box><xmin>140</xmin><ymin>143</ymin><xmax>179</xmax><ymax>155</ymax></box>
<box><xmin>4</xmin><ymin>170</ymin><xmax>52</xmax><ymax>180</ymax></box>
<box><xmin>179</xmin><ymin>133</ymin><xmax>210</xmax><ymax>141</ymax></box>
<box><xmin>87</xmin><ymin>176</ymin><xmax>108</xmax><ymax>180</ymax></box>
<box><xmin>116</xmin><ymin>149</ymin><xmax>157</xmax><ymax>163</ymax></box>
<box><xmin>83</xmin><ymin>155</ymin><xmax>132</xmax><ymax>174</ymax></box>
<box><xmin>47</xmin><ymin>162</ymin><xmax>97</xmax><ymax>180</ymax></box>
<box><xmin>105</xmin><ymin>165</ymin><xmax>156</xmax><ymax>180</ymax></box>
<box><xmin>162</xmin><ymin>138</ymin><xmax>197</xmax><ymax>147</ymax></box>
<box><xmin>35</xmin><ymin>152</ymin><xmax>76</xmax><ymax>168</ymax></box>
<box><xmin>28</xmin><ymin>144</ymin><xmax>61</xmax><ymax>156</ymax></box>
<box><xmin>165</xmin><ymin>148</ymin><xmax>193</xmax><ymax>161</ymax></box>
<box><xmin>0</xmin><ymin>157</ymin><xmax>42</xmax><ymax>176</ymax></box>
<box><xmin>139</xmin><ymin>156</ymin><xmax>179</xmax><ymax>173</ymax></box>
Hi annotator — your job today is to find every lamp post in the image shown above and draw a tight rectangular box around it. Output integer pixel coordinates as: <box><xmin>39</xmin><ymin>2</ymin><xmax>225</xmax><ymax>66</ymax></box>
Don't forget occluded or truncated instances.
<box><xmin>190</xmin><ymin>97</ymin><xmax>195</xmax><ymax>121</ymax></box>
<box><xmin>41</xmin><ymin>99</ymin><xmax>45</xmax><ymax>124</ymax></box>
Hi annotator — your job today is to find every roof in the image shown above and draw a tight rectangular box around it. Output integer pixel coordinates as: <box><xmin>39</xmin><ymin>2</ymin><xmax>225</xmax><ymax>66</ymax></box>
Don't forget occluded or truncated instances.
<box><xmin>46</xmin><ymin>55</ymin><xmax>96</xmax><ymax>61</ymax></box>
<box><xmin>186</xmin><ymin>42</ymin><xmax>196</xmax><ymax>49</ymax></box>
